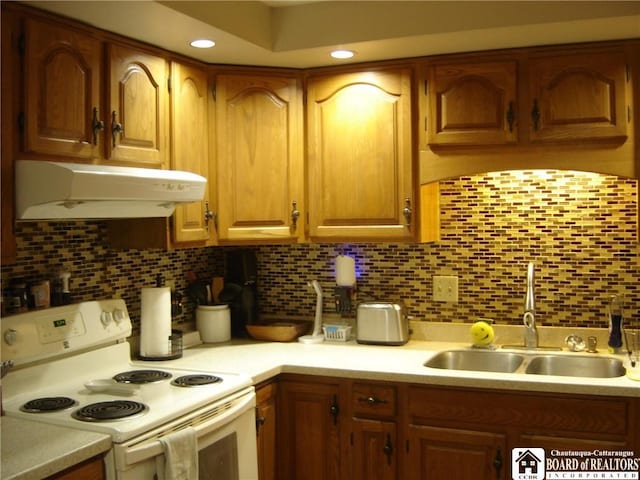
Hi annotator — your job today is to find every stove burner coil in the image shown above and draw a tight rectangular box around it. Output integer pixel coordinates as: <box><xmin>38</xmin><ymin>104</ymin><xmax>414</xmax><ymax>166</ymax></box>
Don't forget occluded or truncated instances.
<box><xmin>113</xmin><ymin>369</ymin><xmax>172</xmax><ymax>384</ymax></box>
<box><xmin>72</xmin><ymin>400</ymin><xmax>148</xmax><ymax>422</ymax></box>
<box><xmin>21</xmin><ymin>396</ymin><xmax>78</xmax><ymax>413</ymax></box>
<box><xmin>172</xmin><ymin>374</ymin><xmax>222</xmax><ymax>387</ymax></box>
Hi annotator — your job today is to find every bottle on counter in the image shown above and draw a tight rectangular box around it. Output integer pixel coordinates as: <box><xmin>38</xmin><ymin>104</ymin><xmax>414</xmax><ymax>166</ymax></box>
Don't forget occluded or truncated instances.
<box><xmin>607</xmin><ymin>294</ymin><xmax>624</xmax><ymax>353</ymax></box>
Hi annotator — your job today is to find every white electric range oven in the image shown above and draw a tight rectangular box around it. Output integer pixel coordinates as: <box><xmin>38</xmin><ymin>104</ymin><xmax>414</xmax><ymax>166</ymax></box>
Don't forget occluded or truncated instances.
<box><xmin>1</xmin><ymin>300</ymin><xmax>258</xmax><ymax>480</ymax></box>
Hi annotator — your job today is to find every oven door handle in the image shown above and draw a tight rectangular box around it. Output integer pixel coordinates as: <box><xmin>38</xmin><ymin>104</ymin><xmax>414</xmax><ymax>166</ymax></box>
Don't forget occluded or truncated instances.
<box><xmin>120</xmin><ymin>389</ymin><xmax>255</xmax><ymax>467</ymax></box>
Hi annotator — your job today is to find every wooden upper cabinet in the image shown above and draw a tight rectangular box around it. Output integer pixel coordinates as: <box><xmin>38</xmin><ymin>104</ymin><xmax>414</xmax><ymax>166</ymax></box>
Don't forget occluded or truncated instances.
<box><xmin>23</xmin><ymin>17</ymin><xmax>104</xmax><ymax>160</ymax></box>
<box><xmin>107</xmin><ymin>44</ymin><xmax>169</xmax><ymax>168</ymax></box>
<box><xmin>170</xmin><ymin>61</ymin><xmax>212</xmax><ymax>244</ymax></box>
<box><xmin>214</xmin><ymin>73</ymin><xmax>304</xmax><ymax>243</ymax></box>
<box><xmin>427</xmin><ymin>61</ymin><xmax>517</xmax><ymax>145</ymax></box>
<box><xmin>528</xmin><ymin>50</ymin><xmax>629</xmax><ymax>143</ymax></box>
<box><xmin>307</xmin><ymin>68</ymin><xmax>415</xmax><ymax>241</ymax></box>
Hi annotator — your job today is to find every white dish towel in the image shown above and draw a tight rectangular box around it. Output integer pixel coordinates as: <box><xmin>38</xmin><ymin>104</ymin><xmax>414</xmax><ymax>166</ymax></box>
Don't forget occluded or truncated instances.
<box><xmin>156</xmin><ymin>426</ymin><xmax>199</xmax><ymax>480</ymax></box>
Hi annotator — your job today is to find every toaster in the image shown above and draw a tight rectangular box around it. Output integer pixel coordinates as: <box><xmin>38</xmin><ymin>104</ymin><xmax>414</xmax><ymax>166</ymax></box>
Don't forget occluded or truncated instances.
<box><xmin>356</xmin><ymin>302</ymin><xmax>409</xmax><ymax>346</ymax></box>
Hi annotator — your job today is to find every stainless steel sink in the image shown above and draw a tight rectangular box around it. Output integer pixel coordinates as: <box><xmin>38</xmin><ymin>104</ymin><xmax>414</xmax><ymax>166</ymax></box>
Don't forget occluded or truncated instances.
<box><xmin>424</xmin><ymin>349</ymin><xmax>626</xmax><ymax>378</ymax></box>
<box><xmin>424</xmin><ymin>350</ymin><xmax>525</xmax><ymax>373</ymax></box>
<box><xmin>525</xmin><ymin>355</ymin><xmax>625</xmax><ymax>378</ymax></box>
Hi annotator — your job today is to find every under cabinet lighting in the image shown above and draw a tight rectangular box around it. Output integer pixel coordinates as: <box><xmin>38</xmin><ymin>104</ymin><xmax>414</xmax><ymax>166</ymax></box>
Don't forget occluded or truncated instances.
<box><xmin>330</xmin><ymin>49</ymin><xmax>355</xmax><ymax>59</ymax></box>
<box><xmin>190</xmin><ymin>39</ymin><xmax>215</xmax><ymax>49</ymax></box>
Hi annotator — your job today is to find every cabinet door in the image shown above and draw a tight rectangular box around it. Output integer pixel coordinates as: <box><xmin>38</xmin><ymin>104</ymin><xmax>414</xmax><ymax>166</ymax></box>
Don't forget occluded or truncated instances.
<box><xmin>107</xmin><ymin>44</ymin><xmax>168</xmax><ymax>168</ymax></box>
<box><xmin>528</xmin><ymin>50</ymin><xmax>628</xmax><ymax>142</ymax></box>
<box><xmin>278</xmin><ymin>380</ymin><xmax>341</xmax><ymax>480</ymax></box>
<box><xmin>427</xmin><ymin>61</ymin><xmax>517</xmax><ymax>145</ymax></box>
<box><xmin>256</xmin><ymin>382</ymin><xmax>278</xmax><ymax>480</ymax></box>
<box><xmin>170</xmin><ymin>61</ymin><xmax>212</xmax><ymax>243</ymax></box>
<box><xmin>407</xmin><ymin>425</ymin><xmax>506</xmax><ymax>480</ymax></box>
<box><xmin>307</xmin><ymin>69</ymin><xmax>415</xmax><ymax>241</ymax></box>
<box><xmin>351</xmin><ymin>418</ymin><xmax>397</xmax><ymax>480</ymax></box>
<box><xmin>23</xmin><ymin>17</ymin><xmax>103</xmax><ymax>160</ymax></box>
<box><xmin>215</xmin><ymin>74</ymin><xmax>304</xmax><ymax>242</ymax></box>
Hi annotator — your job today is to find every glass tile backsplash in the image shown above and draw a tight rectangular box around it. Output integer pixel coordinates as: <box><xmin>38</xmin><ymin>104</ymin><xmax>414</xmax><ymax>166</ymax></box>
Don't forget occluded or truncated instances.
<box><xmin>2</xmin><ymin>170</ymin><xmax>638</xmax><ymax>331</ymax></box>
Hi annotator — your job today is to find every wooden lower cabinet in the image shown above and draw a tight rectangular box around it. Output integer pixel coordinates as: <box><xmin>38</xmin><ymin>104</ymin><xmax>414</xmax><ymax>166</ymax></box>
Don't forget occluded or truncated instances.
<box><xmin>47</xmin><ymin>455</ymin><xmax>105</xmax><ymax>480</ymax></box>
<box><xmin>351</xmin><ymin>418</ymin><xmax>397</xmax><ymax>480</ymax></box>
<box><xmin>277</xmin><ymin>376</ymin><xmax>342</xmax><ymax>480</ymax></box>
<box><xmin>407</xmin><ymin>425</ymin><xmax>506</xmax><ymax>480</ymax></box>
<box><xmin>256</xmin><ymin>381</ymin><xmax>278</xmax><ymax>480</ymax></box>
<box><xmin>275</xmin><ymin>375</ymin><xmax>638</xmax><ymax>480</ymax></box>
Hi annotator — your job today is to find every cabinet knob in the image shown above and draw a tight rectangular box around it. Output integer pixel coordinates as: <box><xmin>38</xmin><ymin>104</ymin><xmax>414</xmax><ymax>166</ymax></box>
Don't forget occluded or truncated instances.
<box><xmin>383</xmin><ymin>434</ymin><xmax>393</xmax><ymax>465</ymax></box>
<box><xmin>402</xmin><ymin>197</ymin><xmax>412</xmax><ymax>227</ymax></box>
<box><xmin>204</xmin><ymin>201</ymin><xmax>217</xmax><ymax>231</ymax></box>
<box><xmin>358</xmin><ymin>396</ymin><xmax>388</xmax><ymax>406</ymax></box>
<box><xmin>291</xmin><ymin>201</ymin><xmax>300</xmax><ymax>230</ymax></box>
<box><xmin>506</xmin><ymin>101</ymin><xmax>515</xmax><ymax>133</ymax></box>
<box><xmin>92</xmin><ymin>107</ymin><xmax>104</xmax><ymax>145</ymax></box>
<box><xmin>111</xmin><ymin>110</ymin><xmax>124</xmax><ymax>147</ymax></box>
<box><xmin>531</xmin><ymin>99</ymin><xmax>540</xmax><ymax>131</ymax></box>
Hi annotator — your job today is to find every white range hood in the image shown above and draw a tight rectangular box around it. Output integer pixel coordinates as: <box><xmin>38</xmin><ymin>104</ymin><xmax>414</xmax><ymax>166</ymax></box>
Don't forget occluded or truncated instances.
<box><xmin>15</xmin><ymin>160</ymin><xmax>207</xmax><ymax>220</ymax></box>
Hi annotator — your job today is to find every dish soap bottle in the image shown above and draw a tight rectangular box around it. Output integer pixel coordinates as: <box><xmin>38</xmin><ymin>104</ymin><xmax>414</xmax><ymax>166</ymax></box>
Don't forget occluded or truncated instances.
<box><xmin>607</xmin><ymin>294</ymin><xmax>623</xmax><ymax>353</ymax></box>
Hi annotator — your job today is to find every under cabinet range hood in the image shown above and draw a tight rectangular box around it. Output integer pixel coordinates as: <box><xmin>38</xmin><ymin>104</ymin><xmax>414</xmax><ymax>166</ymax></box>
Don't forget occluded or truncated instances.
<box><xmin>15</xmin><ymin>160</ymin><xmax>207</xmax><ymax>220</ymax></box>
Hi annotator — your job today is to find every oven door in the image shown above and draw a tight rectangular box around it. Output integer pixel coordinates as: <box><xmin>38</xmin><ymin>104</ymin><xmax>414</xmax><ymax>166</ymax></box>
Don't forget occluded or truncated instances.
<box><xmin>110</xmin><ymin>387</ymin><xmax>258</xmax><ymax>480</ymax></box>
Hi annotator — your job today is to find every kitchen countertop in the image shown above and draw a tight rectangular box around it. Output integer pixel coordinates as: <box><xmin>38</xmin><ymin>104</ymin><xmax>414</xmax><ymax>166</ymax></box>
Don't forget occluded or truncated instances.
<box><xmin>4</xmin><ymin>332</ymin><xmax>638</xmax><ymax>480</ymax></box>
<box><xmin>145</xmin><ymin>337</ymin><xmax>640</xmax><ymax>398</ymax></box>
<box><xmin>1</xmin><ymin>416</ymin><xmax>111</xmax><ymax>480</ymax></box>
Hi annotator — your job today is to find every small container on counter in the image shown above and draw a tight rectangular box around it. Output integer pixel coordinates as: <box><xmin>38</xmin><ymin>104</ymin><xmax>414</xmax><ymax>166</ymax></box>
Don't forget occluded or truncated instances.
<box><xmin>29</xmin><ymin>280</ymin><xmax>51</xmax><ymax>309</ymax></box>
<box><xmin>4</xmin><ymin>279</ymin><xmax>29</xmax><ymax>314</ymax></box>
<box><xmin>196</xmin><ymin>304</ymin><xmax>231</xmax><ymax>343</ymax></box>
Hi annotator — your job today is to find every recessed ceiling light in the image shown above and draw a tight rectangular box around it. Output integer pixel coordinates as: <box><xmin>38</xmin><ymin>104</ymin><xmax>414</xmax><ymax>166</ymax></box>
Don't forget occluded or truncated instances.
<box><xmin>190</xmin><ymin>39</ymin><xmax>215</xmax><ymax>49</ymax></box>
<box><xmin>330</xmin><ymin>49</ymin><xmax>355</xmax><ymax>59</ymax></box>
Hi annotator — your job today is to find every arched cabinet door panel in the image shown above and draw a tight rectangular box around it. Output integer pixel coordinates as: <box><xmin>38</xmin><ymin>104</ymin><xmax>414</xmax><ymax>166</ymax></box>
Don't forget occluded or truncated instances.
<box><xmin>24</xmin><ymin>17</ymin><xmax>103</xmax><ymax>160</ymax></box>
<box><xmin>107</xmin><ymin>44</ymin><xmax>169</xmax><ymax>168</ymax></box>
<box><xmin>528</xmin><ymin>51</ymin><xmax>628</xmax><ymax>142</ymax></box>
<box><xmin>427</xmin><ymin>61</ymin><xmax>518</xmax><ymax>146</ymax></box>
<box><xmin>307</xmin><ymin>69</ymin><xmax>415</xmax><ymax>242</ymax></box>
<box><xmin>215</xmin><ymin>73</ymin><xmax>304</xmax><ymax>243</ymax></box>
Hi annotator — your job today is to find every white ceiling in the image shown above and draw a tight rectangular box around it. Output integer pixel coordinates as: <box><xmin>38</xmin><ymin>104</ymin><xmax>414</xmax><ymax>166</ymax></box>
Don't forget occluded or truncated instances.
<box><xmin>29</xmin><ymin>1</ymin><xmax>640</xmax><ymax>68</ymax></box>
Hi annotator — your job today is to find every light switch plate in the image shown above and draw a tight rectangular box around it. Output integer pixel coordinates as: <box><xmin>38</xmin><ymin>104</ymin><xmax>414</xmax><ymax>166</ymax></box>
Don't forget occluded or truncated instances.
<box><xmin>433</xmin><ymin>275</ymin><xmax>459</xmax><ymax>303</ymax></box>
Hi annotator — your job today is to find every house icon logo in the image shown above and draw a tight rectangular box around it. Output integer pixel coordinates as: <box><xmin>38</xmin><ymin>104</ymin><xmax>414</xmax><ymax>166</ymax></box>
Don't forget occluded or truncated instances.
<box><xmin>512</xmin><ymin>448</ymin><xmax>545</xmax><ymax>480</ymax></box>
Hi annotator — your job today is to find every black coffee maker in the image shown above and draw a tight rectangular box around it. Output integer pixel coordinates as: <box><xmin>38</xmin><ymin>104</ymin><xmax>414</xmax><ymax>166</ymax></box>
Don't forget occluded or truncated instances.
<box><xmin>220</xmin><ymin>250</ymin><xmax>259</xmax><ymax>337</ymax></box>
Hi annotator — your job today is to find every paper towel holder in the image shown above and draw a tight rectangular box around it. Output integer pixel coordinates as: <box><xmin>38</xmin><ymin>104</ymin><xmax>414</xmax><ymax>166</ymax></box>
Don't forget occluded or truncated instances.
<box><xmin>139</xmin><ymin>329</ymin><xmax>183</xmax><ymax>361</ymax></box>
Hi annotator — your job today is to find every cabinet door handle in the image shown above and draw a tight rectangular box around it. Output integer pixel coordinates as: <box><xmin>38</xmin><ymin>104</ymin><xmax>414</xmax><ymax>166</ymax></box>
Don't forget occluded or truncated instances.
<box><xmin>329</xmin><ymin>395</ymin><xmax>339</xmax><ymax>425</ymax></box>
<box><xmin>255</xmin><ymin>407</ymin><xmax>266</xmax><ymax>436</ymax></box>
<box><xmin>402</xmin><ymin>197</ymin><xmax>412</xmax><ymax>227</ymax></box>
<box><xmin>531</xmin><ymin>99</ymin><xmax>540</xmax><ymax>131</ymax></box>
<box><xmin>358</xmin><ymin>396</ymin><xmax>388</xmax><ymax>405</ymax></box>
<box><xmin>204</xmin><ymin>201</ymin><xmax>217</xmax><ymax>231</ymax></box>
<box><xmin>506</xmin><ymin>101</ymin><xmax>515</xmax><ymax>133</ymax></box>
<box><xmin>92</xmin><ymin>107</ymin><xmax>104</xmax><ymax>145</ymax></box>
<box><xmin>493</xmin><ymin>448</ymin><xmax>503</xmax><ymax>479</ymax></box>
<box><xmin>111</xmin><ymin>110</ymin><xmax>123</xmax><ymax>147</ymax></box>
<box><xmin>383</xmin><ymin>434</ymin><xmax>393</xmax><ymax>465</ymax></box>
<box><xmin>291</xmin><ymin>200</ymin><xmax>300</xmax><ymax>230</ymax></box>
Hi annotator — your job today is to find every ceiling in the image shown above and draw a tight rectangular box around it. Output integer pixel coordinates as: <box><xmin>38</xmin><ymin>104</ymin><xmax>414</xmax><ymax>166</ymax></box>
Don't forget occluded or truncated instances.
<box><xmin>29</xmin><ymin>1</ymin><xmax>640</xmax><ymax>68</ymax></box>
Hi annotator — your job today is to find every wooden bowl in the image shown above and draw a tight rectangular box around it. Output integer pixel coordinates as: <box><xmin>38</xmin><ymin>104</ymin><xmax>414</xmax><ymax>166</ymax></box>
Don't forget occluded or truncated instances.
<box><xmin>246</xmin><ymin>321</ymin><xmax>310</xmax><ymax>342</ymax></box>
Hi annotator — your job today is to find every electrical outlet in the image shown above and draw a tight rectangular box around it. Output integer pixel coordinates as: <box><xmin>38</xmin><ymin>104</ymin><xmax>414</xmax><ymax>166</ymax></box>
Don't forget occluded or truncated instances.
<box><xmin>433</xmin><ymin>275</ymin><xmax>459</xmax><ymax>303</ymax></box>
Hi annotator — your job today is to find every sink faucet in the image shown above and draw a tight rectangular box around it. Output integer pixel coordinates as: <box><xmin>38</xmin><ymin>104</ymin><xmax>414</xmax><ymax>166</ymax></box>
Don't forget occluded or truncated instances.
<box><xmin>523</xmin><ymin>262</ymin><xmax>538</xmax><ymax>349</ymax></box>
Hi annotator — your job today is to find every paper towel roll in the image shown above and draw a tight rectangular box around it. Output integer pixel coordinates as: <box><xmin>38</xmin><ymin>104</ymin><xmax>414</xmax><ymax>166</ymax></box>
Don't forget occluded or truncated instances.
<box><xmin>335</xmin><ymin>254</ymin><xmax>356</xmax><ymax>286</ymax></box>
<box><xmin>140</xmin><ymin>287</ymin><xmax>172</xmax><ymax>357</ymax></box>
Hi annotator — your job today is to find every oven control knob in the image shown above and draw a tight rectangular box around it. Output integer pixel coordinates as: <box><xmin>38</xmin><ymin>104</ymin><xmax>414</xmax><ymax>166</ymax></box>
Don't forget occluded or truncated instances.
<box><xmin>101</xmin><ymin>311</ymin><xmax>113</xmax><ymax>326</ymax></box>
<box><xmin>4</xmin><ymin>328</ymin><xmax>17</xmax><ymax>346</ymax></box>
<box><xmin>112</xmin><ymin>309</ymin><xmax>126</xmax><ymax>324</ymax></box>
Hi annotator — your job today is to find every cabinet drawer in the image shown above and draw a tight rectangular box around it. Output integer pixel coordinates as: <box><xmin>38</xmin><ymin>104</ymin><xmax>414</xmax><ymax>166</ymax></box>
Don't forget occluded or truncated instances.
<box><xmin>408</xmin><ymin>386</ymin><xmax>630</xmax><ymax>437</ymax></box>
<box><xmin>352</xmin><ymin>383</ymin><xmax>396</xmax><ymax>418</ymax></box>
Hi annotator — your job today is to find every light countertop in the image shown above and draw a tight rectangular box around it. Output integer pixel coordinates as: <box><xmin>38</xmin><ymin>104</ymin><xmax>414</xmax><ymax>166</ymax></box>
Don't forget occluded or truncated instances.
<box><xmin>3</xmin><ymin>325</ymin><xmax>639</xmax><ymax>480</ymax></box>
<box><xmin>1</xmin><ymin>416</ymin><xmax>111</xmax><ymax>480</ymax></box>
<box><xmin>141</xmin><ymin>335</ymin><xmax>640</xmax><ymax>398</ymax></box>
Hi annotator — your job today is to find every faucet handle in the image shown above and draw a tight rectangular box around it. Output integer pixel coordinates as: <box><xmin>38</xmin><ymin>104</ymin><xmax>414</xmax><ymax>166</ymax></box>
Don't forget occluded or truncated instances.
<box><xmin>565</xmin><ymin>334</ymin><xmax>586</xmax><ymax>352</ymax></box>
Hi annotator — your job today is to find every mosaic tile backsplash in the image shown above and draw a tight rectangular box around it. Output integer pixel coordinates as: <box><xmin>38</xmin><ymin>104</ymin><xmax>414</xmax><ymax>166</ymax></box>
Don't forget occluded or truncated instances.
<box><xmin>2</xmin><ymin>171</ymin><xmax>638</xmax><ymax>333</ymax></box>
